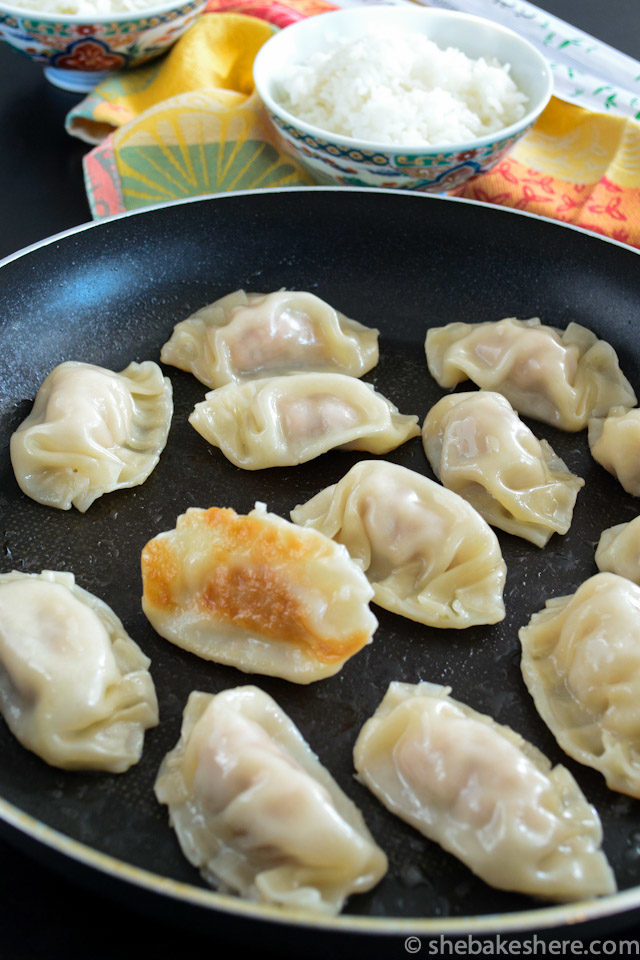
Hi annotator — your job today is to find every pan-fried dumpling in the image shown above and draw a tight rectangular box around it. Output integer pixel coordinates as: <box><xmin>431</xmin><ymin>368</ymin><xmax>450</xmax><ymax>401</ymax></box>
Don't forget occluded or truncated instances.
<box><xmin>425</xmin><ymin>317</ymin><xmax>636</xmax><ymax>431</ymax></box>
<box><xmin>141</xmin><ymin>503</ymin><xmax>377</xmax><ymax>683</ymax></box>
<box><xmin>154</xmin><ymin>686</ymin><xmax>388</xmax><ymax>914</ymax></box>
<box><xmin>353</xmin><ymin>681</ymin><xmax>616</xmax><ymax>902</ymax></box>
<box><xmin>520</xmin><ymin>572</ymin><xmax>640</xmax><ymax>797</ymax></box>
<box><xmin>160</xmin><ymin>289</ymin><xmax>379</xmax><ymax>388</ymax></box>
<box><xmin>189</xmin><ymin>372</ymin><xmax>419</xmax><ymax>470</ymax></box>
<box><xmin>0</xmin><ymin>570</ymin><xmax>158</xmax><ymax>772</ymax></box>
<box><xmin>10</xmin><ymin>360</ymin><xmax>173</xmax><ymax>512</ymax></box>
<box><xmin>290</xmin><ymin>460</ymin><xmax>506</xmax><ymax>629</ymax></box>
<box><xmin>589</xmin><ymin>406</ymin><xmax>640</xmax><ymax>496</ymax></box>
<box><xmin>422</xmin><ymin>391</ymin><xmax>584</xmax><ymax>547</ymax></box>
<box><xmin>595</xmin><ymin>517</ymin><xmax>640</xmax><ymax>584</ymax></box>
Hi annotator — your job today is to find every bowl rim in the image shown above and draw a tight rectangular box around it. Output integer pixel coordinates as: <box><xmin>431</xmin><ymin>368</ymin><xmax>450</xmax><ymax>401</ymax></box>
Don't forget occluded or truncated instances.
<box><xmin>0</xmin><ymin>0</ymin><xmax>204</xmax><ymax>24</ymax></box>
<box><xmin>253</xmin><ymin>6</ymin><xmax>554</xmax><ymax>157</ymax></box>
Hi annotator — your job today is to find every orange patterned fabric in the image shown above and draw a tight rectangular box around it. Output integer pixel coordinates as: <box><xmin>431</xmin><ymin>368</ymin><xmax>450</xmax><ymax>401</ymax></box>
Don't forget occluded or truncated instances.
<box><xmin>72</xmin><ymin>2</ymin><xmax>640</xmax><ymax>250</ymax></box>
<box><xmin>453</xmin><ymin>97</ymin><xmax>640</xmax><ymax>248</ymax></box>
<box><xmin>454</xmin><ymin>157</ymin><xmax>640</xmax><ymax>248</ymax></box>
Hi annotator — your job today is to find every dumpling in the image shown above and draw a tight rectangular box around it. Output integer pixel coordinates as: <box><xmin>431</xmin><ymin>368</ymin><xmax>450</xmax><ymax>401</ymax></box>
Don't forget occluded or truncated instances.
<box><xmin>425</xmin><ymin>317</ymin><xmax>636</xmax><ymax>431</ymax></box>
<box><xmin>160</xmin><ymin>288</ymin><xmax>379</xmax><ymax>387</ymax></box>
<box><xmin>188</xmin><ymin>372</ymin><xmax>420</xmax><ymax>470</ymax></box>
<box><xmin>140</xmin><ymin>503</ymin><xmax>377</xmax><ymax>683</ymax></box>
<box><xmin>589</xmin><ymin>406</ymin><xmax>640</xmax><ymax>496</ymax></box>
<box><xmin>422</xmin><ymin>391</ymin><xmax>584</xmax><ymax>547</ymax></box>
<box><xmin>10</xmin><ymin>360</ymin><xmax>173</xmax><ymax>512</ymax></box>
<box><xmin>595</xmin><ymin>516</ymin><xmax>640</xmax><ymax>584</ymax></box>
<box><xmin>154</xmin><ymin>686</ymin><xmax>388</xmax><ymax>915</ymax></box>
<box><xmin>0</xmin><ymin>570</ymin><xmax>158</xmax><ymax>772</ymax></box>
<box><xmin>353</xmin><ymin>681</ymin><xmax>616</xmax><ymax>902</ymax></box>
<box><xmin>290</xmin><ymin>459</ymin><xmax>506</xmax><ymax>629</ymax></box>
<box><xmin>520</xmin><ymin>572</ymin><xmax>640</xmax><ymax>797</ymax></box>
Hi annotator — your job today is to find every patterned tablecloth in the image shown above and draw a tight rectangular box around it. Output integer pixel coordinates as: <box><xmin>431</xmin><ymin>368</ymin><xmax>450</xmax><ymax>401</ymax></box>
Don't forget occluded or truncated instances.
<box><xmin>66</xmin><ymin>0</ymin><xmax>640</xmax><ymax>249</ymax></box>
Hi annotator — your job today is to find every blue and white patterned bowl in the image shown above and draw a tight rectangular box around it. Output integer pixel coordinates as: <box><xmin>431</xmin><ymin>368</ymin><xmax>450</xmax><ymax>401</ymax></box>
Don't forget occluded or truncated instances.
<box><xmin>253</xmin><ymin>7</ymin><xmax>553</xmax><ymax>193</ymax></box>
<box><xmin>0</xmin><ymin>0</ymin><xmax>205</xmax><ymax>91</ymax></box>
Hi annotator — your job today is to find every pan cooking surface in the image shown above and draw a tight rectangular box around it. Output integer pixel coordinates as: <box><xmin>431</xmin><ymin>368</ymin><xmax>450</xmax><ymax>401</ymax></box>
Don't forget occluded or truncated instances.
<box><xmin>1</xmin><ymin>188</ymin><xmax>640</xmax><ymax>932</ymax></box>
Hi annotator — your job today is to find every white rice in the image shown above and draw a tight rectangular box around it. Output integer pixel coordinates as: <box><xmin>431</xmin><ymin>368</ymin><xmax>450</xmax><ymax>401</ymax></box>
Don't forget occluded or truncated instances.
<box><xmin>277</xmin><ymin>29</ymin><xmax>529</xmax><ymax>147</ymax></box>
<box><xmin>6</xmin><ymin>0</ymin><xmax>166</xmax><ymax>14</ymax></box>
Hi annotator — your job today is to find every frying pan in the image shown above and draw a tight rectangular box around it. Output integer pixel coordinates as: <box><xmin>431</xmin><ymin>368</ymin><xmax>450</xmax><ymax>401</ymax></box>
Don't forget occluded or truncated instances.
<box><xmin>1</xmin><ymin>187</ymin><xmax>640</xmax><ymax>954</ymax></box>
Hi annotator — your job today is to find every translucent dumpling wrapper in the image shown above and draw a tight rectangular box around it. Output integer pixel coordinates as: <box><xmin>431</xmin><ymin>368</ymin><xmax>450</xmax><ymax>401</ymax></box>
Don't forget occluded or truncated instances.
<box><xmin>353</xmin><ymin>681</ymin><xmax>616</xmax><ymax>902</ymax></box>
<box><xmin>0</xmin><ymin>570</ymin><xmax>158</xmax><ymax>772</ymax></box>
<box><xmin>290</xmin><ymin>459</ymin><xmax>506</xmax><ymax>629</ymax></box>
<box><xmin>589</xmin><ymin>406</ymin><xmax>640</xmax><ymax>496</ymax></box>
<box><xmin>188</xmin><ymin>372</ymin><xmax>420</xmax><ymax>470</ymax></box>
<box><xmin>595</xmin><ymin>516</ymin><xmax>640</xmax><ymax>584</ymax></box>
<box><xmin>422</xmin><ymin>391</ymin><xmax>584</xmax><ymax>547</ymax></box>
<box><xmin>160</xmin><ymin>288</ymin><xmax>379</xmax><ymax>388</ymax></box>
<box><xmin>154</xmin><ymin>686</ymin><xmax>388</xmax><ymax>915</ymax></box>
<box><xmin>140</xmin><ymin>503</ymin><xmax>377</xmax><ymax>683</ymax></box>
<box><xmin>10</xmin><ymin>360</ymin><xmax>173</xmax><ymax>512</ymax></box>
<box><xmin>425</xmin><ymin>317</ymin><xmax>636</xmax><ymax>431</ymax></box>
<box><xmin>520</xmin><ymin>572</ymin><xmax>640</xmax><ymax>797</ymax></box>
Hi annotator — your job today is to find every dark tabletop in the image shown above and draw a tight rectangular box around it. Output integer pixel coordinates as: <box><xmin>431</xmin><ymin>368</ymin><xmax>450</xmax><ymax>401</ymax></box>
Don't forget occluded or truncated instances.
<box><xmin>1</xmin><ymin>2</ymin><xmax>640</xmax><ymax>958</ymax></box>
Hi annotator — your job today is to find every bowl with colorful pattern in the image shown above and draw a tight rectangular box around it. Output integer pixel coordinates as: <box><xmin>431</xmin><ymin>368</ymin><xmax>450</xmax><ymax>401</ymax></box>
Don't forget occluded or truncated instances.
<box><xmin>253</xmin><ymin>6</ymin><xmax>553</xmax><ymax>193</ymax></box>
<box><xmin>0</xmin><ymin>0</ymin><xmax>205</xmax><ymax>91</ymax></box>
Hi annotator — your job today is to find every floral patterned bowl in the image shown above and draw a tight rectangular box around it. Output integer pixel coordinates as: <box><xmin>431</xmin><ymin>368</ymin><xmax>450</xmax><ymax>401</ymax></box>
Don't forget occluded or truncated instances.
<box><xmin>0</xmin><ymin>0</ymin><xmax>205</xmax><ymax>92</ymax></box>
<box><xmin>253</xmin><ymin>7</ymin><xmax>554</xmax><ymax>193</ymax></box>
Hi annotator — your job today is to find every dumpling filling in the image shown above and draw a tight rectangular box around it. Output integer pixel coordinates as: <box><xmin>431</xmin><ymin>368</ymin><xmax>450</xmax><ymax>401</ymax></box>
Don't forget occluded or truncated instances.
<box><xmin>354</xmin><ymin>681</ymin><xmax>616</xmax><ymax>901</ymax></box>
<box><xmin>0</xmin><ymin>570</ymin><xmax>158</xmax><ymax>771</ymax></box>
<box><xmin>154</xmin><ymin>686</ymin><xmax>388</xmax><ymax>913</ymax></box>
<box><xmin>160</xmin><ymin>288</ymin><xmax>379</xmax><ymax>387</ymax></box>
<box><xmin>10</xmin><ymin>360</ymin><xmax>173</xmax><ymax>512</ymax></box>
<box><xmin>141</xmin><ymin>503</ymin><xmax>377</xmax><ymax>683</ymax></box>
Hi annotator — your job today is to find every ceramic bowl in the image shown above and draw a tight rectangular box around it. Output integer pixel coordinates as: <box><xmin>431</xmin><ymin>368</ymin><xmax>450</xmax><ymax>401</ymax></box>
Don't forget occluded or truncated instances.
<box><xmin>0</xmin><ymin>0</ymin><xmax>205</xmax><ymax>91</ymax></box>
<box><xmin>253</xmin><ymin>6</ymin><xmax>554</xmax><ymax>192</ymax></box>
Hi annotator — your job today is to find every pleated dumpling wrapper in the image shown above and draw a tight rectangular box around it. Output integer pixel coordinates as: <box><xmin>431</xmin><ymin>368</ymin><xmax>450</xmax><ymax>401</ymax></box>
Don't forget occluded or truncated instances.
<box><xmin>0</xmin><ymin>570</ymin><xmax>158</xmax><ymax>772</ymax></box>
<box><xmin>188</xmin><ymin>372</ymin><xmax>420</xmax><ymax>470</ymax></box>
<box><xmin>589</xmin><ymin>406</ymin><xmax>640</xmax><ymax>496</ymax></box>
<box><xmin>140</xmin><ymin>503</ymin><xmax>377</xmax><ymax>683</ymax></box>
<box><xmin>353</xmin><ymin>681</ymin><xmax>616</xmax><ymax>902</ymax></box>
<box><xmin>520</xmin><ymin>572</ymin><xmax>640</xmax><ymax>798</ymax></box>
<box><xmin>160</xmin><ymin>288</ymin><xmax>379</xmax><ymax>388</ymax></box>
<box><xmin>425</xmin><ymin>317</ymin><xmax>636</xmax><ymax>431</ymax></box>
<box><xmin>423</xmin><ymin>391</ymin><xmax>584</xmax><ymax>547</ymax></box>
<box><xmin>595</xmin><ymin>516</ymin><xmax>640</xmax><ymax>584</ymax></box>
<box><xmin>10</xmin><ymin>360</ymin><xmax>173</xmax><ymax>512</ymax></box>
<box><xmin>154</xmin><ymin>687</ymin><xmax>388</xmax><ymax>915</ymax></box>
<box><xmin>291</xmin><ymin>460</ymin><xmax>506</xmax><ymax>629</ymax></box>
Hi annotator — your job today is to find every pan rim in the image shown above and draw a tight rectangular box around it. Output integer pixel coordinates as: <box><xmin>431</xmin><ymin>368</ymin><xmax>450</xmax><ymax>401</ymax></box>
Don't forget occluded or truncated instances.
<box><xmin>2</xmin><ymin>791</ymin><xmax>639</xmax><ymax>937</ymax></box>
<box><xmin>0</xmin><ymin>187</ymin><xmax>638</xmax><ymax>275</ymax></box>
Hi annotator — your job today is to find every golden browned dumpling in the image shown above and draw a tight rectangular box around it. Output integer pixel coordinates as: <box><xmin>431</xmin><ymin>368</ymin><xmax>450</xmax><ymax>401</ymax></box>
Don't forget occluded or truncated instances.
<box><xmin>141</xmin><ymin>503</ymin><xmax>377</xmax><ymax>683</ymax></box>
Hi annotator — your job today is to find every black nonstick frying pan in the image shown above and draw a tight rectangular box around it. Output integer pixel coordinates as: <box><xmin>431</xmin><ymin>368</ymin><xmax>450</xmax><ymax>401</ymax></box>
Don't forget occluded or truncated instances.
<box><xmin>1</xmin><ymin>187</ymin><xmax>640</xmax><ymax>955</ymax></box>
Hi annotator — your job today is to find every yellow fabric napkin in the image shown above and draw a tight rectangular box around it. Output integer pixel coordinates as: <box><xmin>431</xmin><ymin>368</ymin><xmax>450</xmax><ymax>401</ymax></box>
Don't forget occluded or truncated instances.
<box><xmin>75</xmin><ymin>6</ymin><xmax>640</xmax><ymax>250</ymax></box>
<box><xmin>68</xmin><ymin>12</ymin><xmax>278</xmax><ymax>144</ymax></box>
<box><xmin>453</xmin><ymin>96</ymin><xmax>640</xmax><ymax>248</ymax></box>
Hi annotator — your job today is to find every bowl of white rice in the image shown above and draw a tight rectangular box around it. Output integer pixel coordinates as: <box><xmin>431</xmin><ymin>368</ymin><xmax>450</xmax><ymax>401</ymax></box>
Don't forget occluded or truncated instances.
<box><xmin>0</xmin><ymin>0</ymin><xmax>205</xmax><ymax>92</ymax></box>
<box><xmin>253</xmin><ymin>6</ymin><xmax>553</xmax><ymax>192</ymax></box>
